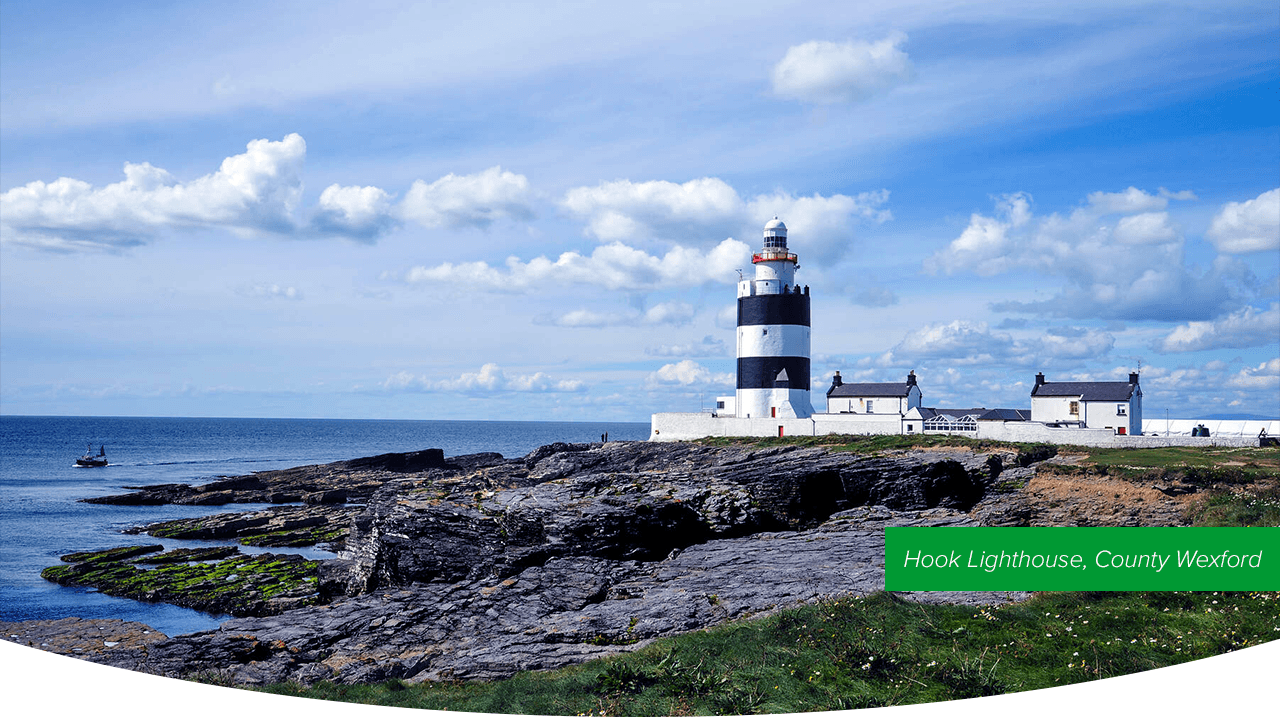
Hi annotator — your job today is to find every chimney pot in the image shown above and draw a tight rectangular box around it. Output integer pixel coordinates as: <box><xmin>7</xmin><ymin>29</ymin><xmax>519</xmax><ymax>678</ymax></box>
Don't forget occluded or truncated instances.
<box><xmin>1035</xmin><ymin>372</ymin><xmax>1046</xmax><ymax>386</ymax></box>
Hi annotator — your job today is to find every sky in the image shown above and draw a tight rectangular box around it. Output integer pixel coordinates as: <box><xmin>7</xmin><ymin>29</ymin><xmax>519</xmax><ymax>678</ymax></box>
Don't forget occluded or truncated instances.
<box><xmin>1</xmin><ymin>0</ymin><xmax>1277</xmax><ymax>422</ymax></box>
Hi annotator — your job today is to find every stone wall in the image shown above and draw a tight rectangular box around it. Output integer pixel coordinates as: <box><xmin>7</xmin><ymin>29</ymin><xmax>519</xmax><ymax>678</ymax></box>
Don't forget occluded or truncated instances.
<box><xmin>652</xmin><ymin>411</ymin><xmax>1262</xmax><ymax>448</ymax></box>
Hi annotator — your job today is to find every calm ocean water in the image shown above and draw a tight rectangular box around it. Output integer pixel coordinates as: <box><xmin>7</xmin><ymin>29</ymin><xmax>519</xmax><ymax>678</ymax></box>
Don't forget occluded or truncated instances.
<box><xmin>0</xmin><ymin>415</ymin><xmax>649</xmax><ymax>636</ymax></box>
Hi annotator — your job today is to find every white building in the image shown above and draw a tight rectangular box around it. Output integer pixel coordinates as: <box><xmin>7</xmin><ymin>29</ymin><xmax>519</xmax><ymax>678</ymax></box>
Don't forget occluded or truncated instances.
<box><xmin>1029</xmin><ymin>372</ymin><xmax>1143</xmax><ymax>435</ymax></box>
<box><xmin>825</xmin><ymin>370</ymin><xmax>922</xmax><ymax>415</ymax></box>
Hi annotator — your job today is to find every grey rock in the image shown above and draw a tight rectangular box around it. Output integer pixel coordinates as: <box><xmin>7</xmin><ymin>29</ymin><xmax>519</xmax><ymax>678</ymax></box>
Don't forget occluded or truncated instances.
<box><xmin>40</xmin><ymin>440</ymin><xmax>1032</xmax><ymax>685</ymax></box>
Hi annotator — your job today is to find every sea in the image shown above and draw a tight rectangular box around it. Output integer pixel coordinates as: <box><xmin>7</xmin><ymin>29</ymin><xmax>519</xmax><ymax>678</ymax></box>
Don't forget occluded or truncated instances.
<box><xmin>0</xmin><ymin>415</ymin><xmax>649</xmax><ymax>636</ymax></box>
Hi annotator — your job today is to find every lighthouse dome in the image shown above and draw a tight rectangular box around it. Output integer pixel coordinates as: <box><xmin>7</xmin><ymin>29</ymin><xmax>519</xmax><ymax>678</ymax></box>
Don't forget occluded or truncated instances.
<box><xmin>763</xmin><ymin>217</ymin><xmax>787</xmax><ymax>238</ymax></box>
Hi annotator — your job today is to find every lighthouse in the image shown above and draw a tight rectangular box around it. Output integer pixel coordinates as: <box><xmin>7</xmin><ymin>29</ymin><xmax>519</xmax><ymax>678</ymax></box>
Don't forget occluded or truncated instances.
<box><xmin>735</xmin><ymin>218</ymin><xmax>814</xmax><ymax>419</ymax></box>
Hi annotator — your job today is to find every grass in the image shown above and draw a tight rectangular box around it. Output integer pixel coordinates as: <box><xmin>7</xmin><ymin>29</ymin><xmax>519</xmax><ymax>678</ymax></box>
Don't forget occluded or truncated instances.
<box><xmin>248</xmin><ymin>590</ymin><xmax>1280</xmax><ymax>714</ymax></box>
<box><xmin>694</xmin><ymin>434</ymin><xmax>1059</xmax><ymax>463</ymax></box>
<box><xmin>1187</xmin><ymin>485</ymin><xmax>1280</xmax><ymax>527</ymax></box>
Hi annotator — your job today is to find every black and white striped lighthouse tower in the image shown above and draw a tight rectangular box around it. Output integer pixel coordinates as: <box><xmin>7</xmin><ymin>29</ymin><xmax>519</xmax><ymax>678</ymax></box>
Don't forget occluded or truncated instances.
<box><xmin>736</xmin><ymin>218</ymin><xmax>814</xmax><ymax>419</ymax></box>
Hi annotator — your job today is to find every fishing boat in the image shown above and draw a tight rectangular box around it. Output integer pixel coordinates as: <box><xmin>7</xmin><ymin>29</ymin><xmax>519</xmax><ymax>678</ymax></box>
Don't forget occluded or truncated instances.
<box><xmin>76</xmin><ymin>444</ymin><xmax>108</xmax><ymax>467</ymax></box>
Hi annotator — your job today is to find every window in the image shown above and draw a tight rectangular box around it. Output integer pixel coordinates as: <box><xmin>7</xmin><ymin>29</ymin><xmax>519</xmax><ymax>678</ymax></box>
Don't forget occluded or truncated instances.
<box><xmin>716</xmin><ymin>401</ymin><xmax>725</xmax><ymax>409</ymax></box>
<box><xmin>1117</xmin><ymin>405</ymin><xmax>1127</xmax><ymax>416</ymax></box>
<box><xmin>1069</xmin><ymin>401</ymin><xmax>1079</xmax><ymax>415</ymax></box>
<box><xmin>866</xmin><ymin>400</ymin><xmax>874</xmax><ymax>413</ymax></box>
<box><xmin>907</xmin><ymin>424</ymin><xmax>914</xmax><ymax>432</ymax></box>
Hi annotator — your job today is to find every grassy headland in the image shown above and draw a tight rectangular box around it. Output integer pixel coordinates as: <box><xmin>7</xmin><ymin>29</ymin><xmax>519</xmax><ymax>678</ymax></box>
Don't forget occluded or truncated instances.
<box><xmin>250</xmin><ymin>589</ymin><xmax>1280</xmax><ymax>714</ymax></box>
<box><xmin>229</xmin><ymin>438</ymin><xmax>1276</xmax><ymax>711</ymax></box>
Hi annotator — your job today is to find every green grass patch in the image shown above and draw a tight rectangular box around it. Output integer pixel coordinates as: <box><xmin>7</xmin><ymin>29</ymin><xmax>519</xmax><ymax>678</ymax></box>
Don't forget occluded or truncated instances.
<box><xmin>1188</xmin><ymin>486</ymin><xmax>1280</xmax><ymax>527</ymax></box>
<box><xmin>1076</xmin><ymin>446</ymin><xmax>1279</xmax><ymax>472</ymax></box>
<box><xmin>249</xmin><ymin>590</ymin><xmax>1280</xmax><ymax>714</ymax></box>
<box><xmin>694</xmin><ymin>434</ymin><xmax>1059</xmax><ymax>464</ymax></box>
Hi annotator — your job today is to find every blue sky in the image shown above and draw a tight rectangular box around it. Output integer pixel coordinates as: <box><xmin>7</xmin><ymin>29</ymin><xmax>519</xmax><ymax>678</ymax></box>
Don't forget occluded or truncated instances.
<box><xmin>2</xmin><ymin>0</ymin><xmax>1277</xmax><ymax>422</ymax></box>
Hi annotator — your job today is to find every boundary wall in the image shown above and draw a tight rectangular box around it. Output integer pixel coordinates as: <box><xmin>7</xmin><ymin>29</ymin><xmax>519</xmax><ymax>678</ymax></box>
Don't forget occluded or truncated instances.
<box><xmin>973</xmin><ymin>421</ymin><xmax>1259</xmax><ymax>448</ymax></box>
<box><xmin>651</xmin><ymin>412</ymin><xmax>1262</xmax><ymax>448</ymax></box>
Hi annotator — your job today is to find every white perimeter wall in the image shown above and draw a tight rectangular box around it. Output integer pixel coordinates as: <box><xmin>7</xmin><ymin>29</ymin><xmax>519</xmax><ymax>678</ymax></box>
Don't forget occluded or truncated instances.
<box><xmin>652</xmin><ymin>412</ymin><xmax>1262</xmax><ymax>447</ymax></box>
<box><xmin>974</xmin><ymin>421</ymin><xmax>1257</xmax><ymax>448</ymax></box>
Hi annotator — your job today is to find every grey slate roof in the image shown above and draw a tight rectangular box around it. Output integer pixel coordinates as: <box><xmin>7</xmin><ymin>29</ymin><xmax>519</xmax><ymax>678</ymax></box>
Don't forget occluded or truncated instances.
<box><xmin>828</xmin><ymin>382</ymin><xmax>912</xmax><ymax>398</ymax></box>
<box><xmin>978</xmin><ymin>408</ymin><xmax>1031</xmax><ymax>421</ymax></box>
<box><xmin>914</xmin><ymin>407</ymin><xmax>988</xmax><ymax>420</ymax></box>
<box><xmin>1032</xmin><ymin>381</ymin><xmax>1136</xmax><ymax>401</ymax></box>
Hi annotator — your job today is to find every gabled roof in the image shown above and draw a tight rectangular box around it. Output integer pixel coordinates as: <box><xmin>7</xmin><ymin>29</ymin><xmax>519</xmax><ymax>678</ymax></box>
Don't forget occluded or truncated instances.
<box><xmin>828</xmin><ymin>382</ymin><xmax>913</xmax><ymax>398</ymax></box>
<box><xmin>1032</xmin><ymin>381</ymin><xmax>1136</xmax><ymax>401</ymax></box>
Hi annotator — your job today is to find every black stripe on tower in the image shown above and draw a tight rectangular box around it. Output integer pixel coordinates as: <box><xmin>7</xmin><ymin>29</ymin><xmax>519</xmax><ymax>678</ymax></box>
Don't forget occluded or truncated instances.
<box><xmin>737</xmin><ymin>293</ymin><xmax>810</xmax><ymax>327</ymax></box>
<box><xmin>737</xmin><ymin>357</ymin><xmax>810</xmax><ymax>390</ymax></box>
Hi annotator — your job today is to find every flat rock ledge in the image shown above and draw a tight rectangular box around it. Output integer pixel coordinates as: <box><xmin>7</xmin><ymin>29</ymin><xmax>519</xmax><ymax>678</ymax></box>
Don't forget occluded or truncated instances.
<box><xmin>24</xmin><ymin>507</ymin><xmax>1025</xmax><ymax>685</ymax></box>
<box><xmin>33</xmin><ymin>440</ymin><xmax>1049</xmax><ymax>685</ymax></box>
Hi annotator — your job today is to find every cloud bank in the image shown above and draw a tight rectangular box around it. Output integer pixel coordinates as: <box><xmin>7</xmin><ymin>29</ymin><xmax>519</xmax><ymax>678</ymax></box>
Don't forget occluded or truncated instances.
<box><xmin>562</xmin><ymin>177</ymin><xmax>889</xmax><ymax>264</ymax></box>
<box><xmin>1155</xmin><ymin>303</ymin><xmax>1280</xmax><ymax>353</ymax></box>
<box><xmin>925</xmin><ymin>188</ymin><xmax>1254</xmax><ymax>321</ymax></box>
<box><xmin>1</xmin><ymin>135</ymin><xmax>535</xmax><ymax>250</ymax></box>
<box><xmin>2</xmin><ymin>135</ymin><xmax>307</xmax><ymax>251</ymax></box>
<box><xmin>876</xmin><ymin>320</ymin><xmax>1115</xmax><ymax>367</ymax></box>
<box><xmin>402</xmin><ymin>238</ymin><xmax>751</xmax><ymax>292</ymax></box>
<box><xmin>383</xmin><ymin>364</ymin><xmax>585</xmax><ymax>394</ymax></box>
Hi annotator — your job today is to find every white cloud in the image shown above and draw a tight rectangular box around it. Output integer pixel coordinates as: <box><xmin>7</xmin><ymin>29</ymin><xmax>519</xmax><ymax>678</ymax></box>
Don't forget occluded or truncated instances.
<box><xmin>1085</xmin><ymin>186</ymin><xmax>1170</xmax><ymax>215</ymax></box>
<box><xmin>645</xmin><ymin>335</ymin><xmax>727</xmax><ymax>358</ymax></box>
<box><xmin>1156</xmin><ymin>303</ymin><xmax>1280</xmax><ymax>353</ymax></box>
<box><xmin>402</xmin><ymin>238</ymin><xmax>750</xmax><ymax>292</ymax></box>
<box><xmin>237</xmin><ymin>283</ymin><xmax>301</xmax><ymax>300</ymax></box>
<box><xmin>1</xmin><ymin>134</ymin><xmax>306</xmax><ymax>250</ymax></box>
<box><xmin>645</xmin><ymin>360</ymin><xmax>734</xmax><ymax>388</ymax></box>
<box><xmin>1226</xmin><ymin>358</ymin><xmax>1280</xmax><ymax>391</ymax></box>
<box><xmin>1</xmin><ymin>141</ymin><xmax>537</xmax><ymax>249</ymax></box>
<box><xmin>1206</xmin><ymin>188</ymin><xmax>1280</xmax><ymax>254</ymax></box>
<box><xmin>1113</xmin><ymin>212</ymin><xmax>1177</xmax><ymax>245</ymax></box>
<box><xmin>398</xmin><ymin>166</ymin><xmax>533</xmax><ymax>229</ymax></box>
<box><xmin>311</xmin><ymin>184</ymin><xmax>396</xmax><ymax>240</ymax></box>
<box><xmin>563</xmin><ymin>177</ymin><xmax>742</xmax><ymax>243</ymax></box>
<box><xmin>879</xmin><ymin>320</ymin><xmax>1015</xmax><ymax>366</ymax></box>
<box><xmin>876</xmin><ymin>320</ymin><xmax>1114</xmax><ymax>367</ymax></box>
<box><xmin>747</xmin><ymin>190</ymin><xmax>891</xmax><ymax>264</ymax></box>
<box><xmin>771</xmin><ymin>32</ymin><xmax>913</xmax><ymax>104</ymax></box>
<box><xmin>1035</xmin><ymin>326</ymin><xmax>1116</xmax><ymax>360</ymax></box>
<box><xmin>925</xmin><ymin>188</ymin><xmax>1243</xmax><ymax>321</ymax></box>
<box><xmin>537</xmin><ymin>300</ymin><xmax>696</xmax><ymax>328</ymax></box>
<box><xmin>383</xmin><ymin>363</ymin><xmax>585</xmax><ymax>394</ymax></box>
<box><xmin>562</xmin><ymin>177</ymin><xmax>888</xmax><ymax>263</ymax></box>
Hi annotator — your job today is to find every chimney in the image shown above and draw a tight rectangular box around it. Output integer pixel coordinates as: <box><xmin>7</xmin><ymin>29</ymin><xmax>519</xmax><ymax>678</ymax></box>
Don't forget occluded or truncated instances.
<box><xmin>906</xmin><ymin>370</ymin><xmax>917</xmax><ymax>387</ymax></box>
<box><xmin>831</xmin><ymin>371</ymin><xmax>842</xmax><ymax>387</ymax></box>
<box><xmin>1035</xmin><ymin>372</ymin><xmax>1046</xmax><ymax>386</ymax></box>
<box><xmin>1129</xmin><ymin>372</ymin><xmax>1139</xmax><ymax>384</ymax></box>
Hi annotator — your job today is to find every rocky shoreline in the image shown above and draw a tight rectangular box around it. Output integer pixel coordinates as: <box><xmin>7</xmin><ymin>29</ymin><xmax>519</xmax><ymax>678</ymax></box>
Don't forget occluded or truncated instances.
<box><xmin>4</xmin><ymin>438</ymin><xmax>1173</xmax><ymax>685</ymax></box>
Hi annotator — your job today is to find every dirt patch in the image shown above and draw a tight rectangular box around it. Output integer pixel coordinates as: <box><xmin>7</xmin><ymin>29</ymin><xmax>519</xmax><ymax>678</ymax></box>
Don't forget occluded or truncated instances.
<box><xmin>1016</xmin><ymin>471</ymin><xmax>1196</xmax><ymax>526</ymax></box>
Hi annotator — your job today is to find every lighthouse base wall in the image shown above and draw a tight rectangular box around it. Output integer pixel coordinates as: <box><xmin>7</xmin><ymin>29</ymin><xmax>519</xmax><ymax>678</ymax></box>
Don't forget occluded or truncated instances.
<box><xmin>649</xmin><ymin>412</ymin><xmax>907</xmax><ymax>442</ymax></box>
